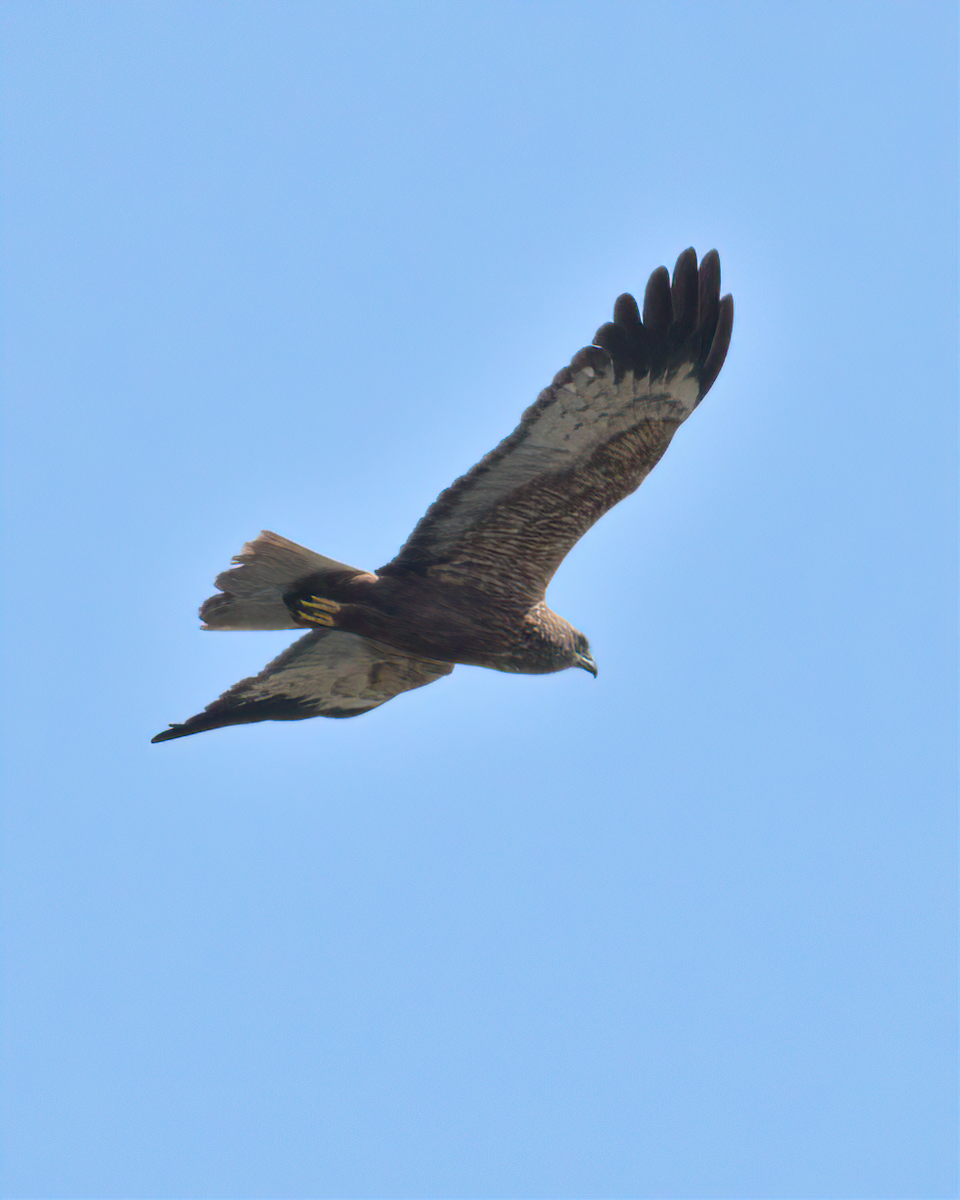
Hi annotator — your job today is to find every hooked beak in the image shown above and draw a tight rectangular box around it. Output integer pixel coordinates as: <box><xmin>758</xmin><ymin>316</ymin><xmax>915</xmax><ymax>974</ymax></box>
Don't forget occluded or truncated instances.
<box><xmin>576</xmin><ymin>652</ymin><xmax>598</xmax><ymax>678</ymax></box>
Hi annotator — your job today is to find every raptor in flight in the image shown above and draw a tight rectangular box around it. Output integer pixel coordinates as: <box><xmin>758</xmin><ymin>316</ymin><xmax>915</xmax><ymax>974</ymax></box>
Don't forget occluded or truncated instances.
<box><xmin>153</xmin><ymin>248</ymin><xmax>733</xmax><ymax>742</ymax></box>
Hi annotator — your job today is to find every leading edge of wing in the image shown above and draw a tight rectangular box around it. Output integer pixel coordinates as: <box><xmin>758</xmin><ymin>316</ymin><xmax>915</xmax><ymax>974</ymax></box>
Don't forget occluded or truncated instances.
<box><xmin>384</xmin><ymin>249</ymin><xmax>733</xmax><ymax>577</ymax></box>
<box><xmin>151</xmin><ymin>630</ymin><xmax>453</xmax><ymax>742</ymax></box>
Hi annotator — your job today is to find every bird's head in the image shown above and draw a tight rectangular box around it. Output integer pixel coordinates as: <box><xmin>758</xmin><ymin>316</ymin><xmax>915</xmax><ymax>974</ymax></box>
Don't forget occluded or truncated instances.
<box><xmin>518</xmin><ymin>607</ymin><xmax>597</xmax><ymax>676</ymax></box>
<box><xmin>570</xmin><ymin>629</ymin><xmax>598</xmax><ymax>677</ymax></box>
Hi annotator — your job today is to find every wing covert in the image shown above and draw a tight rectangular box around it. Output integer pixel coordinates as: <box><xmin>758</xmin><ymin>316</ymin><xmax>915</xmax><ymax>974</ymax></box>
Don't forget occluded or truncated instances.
<box><xmin>152</xmin><ymin>630</ymin><xmax>452</xmax><ymax>741</ymax></box>
<box><xmin>381</xmin><ymin>249</ymin><xmax>733</xmax><ymax>601</ymax></box>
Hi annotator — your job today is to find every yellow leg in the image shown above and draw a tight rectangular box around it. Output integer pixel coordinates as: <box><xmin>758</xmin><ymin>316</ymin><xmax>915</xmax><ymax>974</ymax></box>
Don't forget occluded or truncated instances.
<box><xmin>297</xmin><ymin>595</ymin><xmax>342</xmax><ymax>627</ymax></box>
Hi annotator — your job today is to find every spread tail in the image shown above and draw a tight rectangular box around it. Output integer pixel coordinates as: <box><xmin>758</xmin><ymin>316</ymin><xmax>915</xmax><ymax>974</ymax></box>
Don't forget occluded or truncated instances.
<box><xmin>199</xmin><ymin>530</ymin><xmax>364</xmax><ymax>630</ymax></box>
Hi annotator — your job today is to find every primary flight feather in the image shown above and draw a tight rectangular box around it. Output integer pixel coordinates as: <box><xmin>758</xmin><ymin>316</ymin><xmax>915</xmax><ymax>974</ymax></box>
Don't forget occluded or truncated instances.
<box><xmin>152</xmin><ymin>248</ymin><xmax>733</xmax><ymax>742</ymax></box>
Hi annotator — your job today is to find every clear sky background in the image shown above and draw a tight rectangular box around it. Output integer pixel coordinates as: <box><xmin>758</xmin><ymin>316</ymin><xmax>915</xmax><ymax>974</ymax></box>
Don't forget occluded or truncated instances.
<box><xmin>1</xmin><ymin>3</ymin><xmax>956</xmax><ymax>1198</ymax></box>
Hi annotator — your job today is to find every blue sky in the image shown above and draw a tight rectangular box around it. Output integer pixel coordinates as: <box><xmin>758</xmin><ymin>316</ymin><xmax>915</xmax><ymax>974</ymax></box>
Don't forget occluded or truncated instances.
<box><xmin>1</xmin><ymin>2</ymin><xmax>956</xmax><ymax>1197</ymax></box>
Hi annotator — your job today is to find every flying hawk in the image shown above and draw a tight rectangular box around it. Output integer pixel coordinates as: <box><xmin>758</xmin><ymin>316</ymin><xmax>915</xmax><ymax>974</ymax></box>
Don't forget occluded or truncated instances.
<box><xmin>152</xmin><ymin>248</ymin><xmax>733</xmax><ymax>743</ymax></box>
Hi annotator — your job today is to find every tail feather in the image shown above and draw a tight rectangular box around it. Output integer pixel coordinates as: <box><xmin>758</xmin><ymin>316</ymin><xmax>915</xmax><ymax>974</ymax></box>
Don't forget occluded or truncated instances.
<box><xmin>200</xmin><ymin>530</ymin><xmax>364</xmax><ymax>630</ymax></box>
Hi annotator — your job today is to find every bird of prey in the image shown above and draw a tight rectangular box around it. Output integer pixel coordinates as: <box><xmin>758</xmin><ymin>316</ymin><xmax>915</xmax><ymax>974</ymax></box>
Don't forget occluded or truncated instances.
<box><xmin>152</xmin><ymin>248</ymin><xmax>733</xmax><ymax>743</ymax></box>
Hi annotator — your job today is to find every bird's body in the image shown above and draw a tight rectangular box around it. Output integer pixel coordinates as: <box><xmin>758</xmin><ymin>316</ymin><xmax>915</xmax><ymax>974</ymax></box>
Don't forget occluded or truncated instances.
<box><xmin>288</xmin><ymin>574</ymin><xmax>579</xmax><ymax>675</ymax></box>
<box><xmin>153</xmin><ymin>249</ymin><xmax>733</xmax><ymax>742</ymax></box>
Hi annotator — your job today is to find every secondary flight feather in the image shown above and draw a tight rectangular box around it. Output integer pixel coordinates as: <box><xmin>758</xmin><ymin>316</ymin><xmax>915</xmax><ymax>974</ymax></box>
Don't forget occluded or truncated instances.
<box><xmin>153</xmin><ymin>248</ymin><xmax>733</xmax><ymax>742</ymax></box>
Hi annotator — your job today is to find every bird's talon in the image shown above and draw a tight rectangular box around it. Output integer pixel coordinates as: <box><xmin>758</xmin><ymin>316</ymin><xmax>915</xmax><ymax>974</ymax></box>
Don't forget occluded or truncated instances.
<box><xmin>298</xmin><ymin>595</ymin><xmax>341</xmax><ymax>626</ymax></box>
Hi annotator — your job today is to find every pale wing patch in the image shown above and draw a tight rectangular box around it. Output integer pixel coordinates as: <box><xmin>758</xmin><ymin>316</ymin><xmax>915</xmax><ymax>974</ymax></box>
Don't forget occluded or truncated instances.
<box><xmin>525</xmin><ymin>360</ymin><xmax>699</xmax><ymax>449</ymax></box>
<box><xmin>211</xmin><ymin>631</ymin><xmax>452</xmax><ymax>715</ymax></box>
<box><xmin>452</xmin><ymin>358</ymin><xmax>699</xmax><ymax>522</ymax></box>
<box><xmin>151</xmin><ymin>631</ymin><xmax>453</xmax><ymax>740</ymax></box>
<box><xmin>383</xmin><ymin>249</ymin><xmax>732</xmax><ymax>597</ymax></box>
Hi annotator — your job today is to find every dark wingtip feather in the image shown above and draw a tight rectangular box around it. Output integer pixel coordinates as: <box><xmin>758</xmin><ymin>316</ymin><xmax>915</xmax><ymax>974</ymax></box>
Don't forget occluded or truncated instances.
<box><xmin>592</xmin><ymin>320</ymin><xmax>635</xmax><ymax>365</ymax></box>
<box><xmin>590</xmin><ymin>248</ymin><xmax>732</xmax><ymax>396</ymax></box>
<box><xmin>151</xmin><ymin>724</ymin><xmax>191</xmax><ymax>743</ymax></box>
<box><xmin>612</xmin><ymin>292</ymin><xmax>640</xmax><ymax>329</ymax></box>
<box><xmin>569</xmin><ymin>344</ymin><xmax>611</xmax><ymax>376</ymax></box>
<box><xmin>642</xmin><ymin>266</ymin><xmax>673</xmax><ymax>335</ymax></box>
<box><xmin>698</xmin><ymin>293</ymin><xmax>733</xmax><ymax>399</ymax></box>
<box><xmin>671</xmin><ymin>248</ymin><xmax>698</xmax><ymax>338</ymax></box>
<box><xmin>697</xmin><ymin>249</ymin><xmax>721</xmax><ymax>337</ymax></box>
<box><xmin>151</xmin><ymin>710</ymin><xmax>247</xmax><ymax>742</ymax></box>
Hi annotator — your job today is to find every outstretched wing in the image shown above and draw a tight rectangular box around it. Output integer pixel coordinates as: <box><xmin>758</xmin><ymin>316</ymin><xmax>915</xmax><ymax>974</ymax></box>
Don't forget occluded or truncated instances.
<box><xmin>382</xmin><ymin>248</ymin><xmax>733</xmax><ymax>603</ymax></box>
<box><xmin>151</xmin><ymin>630</ymin><xmax>453</xmax><ymax>742</ymax></box>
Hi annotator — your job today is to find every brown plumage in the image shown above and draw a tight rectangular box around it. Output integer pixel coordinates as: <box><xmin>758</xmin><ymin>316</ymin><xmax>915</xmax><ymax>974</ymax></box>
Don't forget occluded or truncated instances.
<box><xmin>152</xmin><ymin>248</ymin><xmax>733</xmax><ymax>742</ymax></box>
